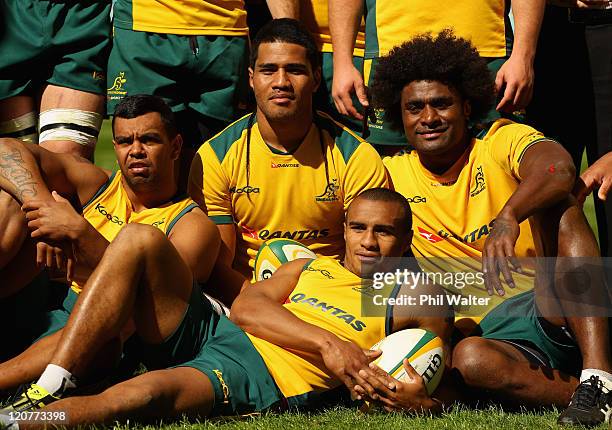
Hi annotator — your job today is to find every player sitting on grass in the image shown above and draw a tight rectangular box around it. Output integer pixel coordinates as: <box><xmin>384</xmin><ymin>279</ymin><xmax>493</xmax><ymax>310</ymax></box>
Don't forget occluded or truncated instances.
<box><xmin>188</xmin><ymin>19</ymin><xmax>388</xmax><ymax>305</ymax></box>
<box><xmin>0</xmin><ymin>95</ymin><xmax>219</xmax><ymax>395</ymax></box>
<box><xmin>0</xmin><ymin>189</ymin><xmax>453</xmax><ymax>428</ymax></box>
<box><xmin>377</xmin><ymin>30</ymin><xmax>612</xmax><ymax>426</ymax></box>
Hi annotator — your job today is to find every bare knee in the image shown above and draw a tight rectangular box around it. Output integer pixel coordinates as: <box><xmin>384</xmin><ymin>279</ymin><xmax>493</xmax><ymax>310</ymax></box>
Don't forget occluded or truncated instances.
<box><xmin>99</xmin><ymin>379</ymin><xmax>161</xmax><ymax>419</ymax></box>
<box><xmin>452</xmin><ymin>337</ymin><xmax>517</xmax><ymax>390</ymax></box>
<box><xmin>113</xmin><ymin>224</ymin><xmax>167</xmax><ymax>254</ymax></box>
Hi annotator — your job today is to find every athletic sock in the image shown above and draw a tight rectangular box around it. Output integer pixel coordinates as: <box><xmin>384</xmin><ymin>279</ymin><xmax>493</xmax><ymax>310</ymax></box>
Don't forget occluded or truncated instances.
<box><xmin>581</xmin><ymin>368</ymin><xmax>612</xmax><ymax>392</ymax></box>
<box><xmin>35</xmin><ymin>364</ymin><xmax>77</xmax><ymax>396</ymax></box>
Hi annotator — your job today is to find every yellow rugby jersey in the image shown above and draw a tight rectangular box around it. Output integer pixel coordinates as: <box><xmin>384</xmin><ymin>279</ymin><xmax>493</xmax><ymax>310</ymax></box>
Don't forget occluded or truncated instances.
<box><xmin>113</xmin><ymin>0</ymin><xmax>248</xmax><ymax>36</ymax></box>
<box><xmin>189</xmin><ymin>111</ymin><xmax>387</xmax><ymax>278</ymax></box>
<box><xmin>364</xmin><ymin>0</ymin><xmax>512</xmax><ymax>59</ymax></box>
<box><xmin>301</xmin><ymin>0</ymin><xmax>366</xmax><ymax>55</ymax></box>
<box><xmin>248</xmin><ymin>257</ymin><xmax>396</xmax><ymax>398</ymax></box>
<box><xmin>384</xmin><ymin>119</ymin><xmax>548</xmax><ymax>318</ymax></box>
<box><xmin>71</xmin><ymin>171</ymin><xmax>198</xmax><ymax>293</ymax></box>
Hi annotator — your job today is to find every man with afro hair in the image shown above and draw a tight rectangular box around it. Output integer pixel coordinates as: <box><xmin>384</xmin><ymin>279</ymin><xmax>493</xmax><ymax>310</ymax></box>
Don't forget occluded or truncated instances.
<box><xmin>379</xmin><ymin>30</ymin><xmax>612</xmax><ymax>426</ymax></box>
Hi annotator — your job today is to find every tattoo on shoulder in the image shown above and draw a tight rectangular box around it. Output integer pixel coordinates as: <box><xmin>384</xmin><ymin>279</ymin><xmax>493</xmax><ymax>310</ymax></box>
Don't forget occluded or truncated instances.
<box><xmin>0</xmin><ymin>148</ymin><xmax>38</xmax><ymax>201</ymax></box>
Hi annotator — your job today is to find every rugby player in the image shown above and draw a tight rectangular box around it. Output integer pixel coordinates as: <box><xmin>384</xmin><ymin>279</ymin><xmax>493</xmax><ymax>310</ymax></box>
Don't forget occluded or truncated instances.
<box><xmin>377</xmin><ymin>31</ymin><xmax>612</xmax><ymax>426</ymax></box>
<box><xmin>0</xmin><ymin>0</ymin><xmax>110</xmax><ymax>159</ymax></box>
<box><xmin>0</xmin><ymin>188</ymin><xmax>452</xmax><ymax>428</ymax></box>
<box><xmin>329</xmin><ymin>0</ymin><xmax>544</xmax><ymax>150</ymax></box>
<box><xmin>188</xmin><ymin>19</ymin><xmax>388</xmax><ymax>304</ymax></box>
<box><xmin>0</xmin><ymin>95</ymin><xmax>220</xmax><ymax>393</ymax></box>
<box><xmin>108</xmin><ymin>0</ymin><xmax>298</xmax><ymax>189</ymax></box>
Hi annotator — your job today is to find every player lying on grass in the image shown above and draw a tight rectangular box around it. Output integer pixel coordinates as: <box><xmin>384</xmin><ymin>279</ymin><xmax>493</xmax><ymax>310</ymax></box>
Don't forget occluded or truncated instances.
<box><xmin>0</xmin><ymin>189</ymin><xmax>453</xmax><ymax>428</ymax></box>
<box><xmin>188</xmin><ymin>19</ymin><xmax>388</xmax><ymax>304</ymax></box>
<box><xmin>0</xmin><ymin>95</ymin><xmax>219</xmax><ymax>394</ymax></box>
<box><xmin>377</xmin><ymin>31</ymin><xmax>612</xmax><ymax>426</ymax></box>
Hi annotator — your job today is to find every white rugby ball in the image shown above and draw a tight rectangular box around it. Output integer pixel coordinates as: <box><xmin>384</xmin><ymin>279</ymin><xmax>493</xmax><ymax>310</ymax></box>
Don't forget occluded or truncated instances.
<box><xmin>370</xmin><ymin>328</ymin><xmax>444</xmax><ymax>395</ymax></box>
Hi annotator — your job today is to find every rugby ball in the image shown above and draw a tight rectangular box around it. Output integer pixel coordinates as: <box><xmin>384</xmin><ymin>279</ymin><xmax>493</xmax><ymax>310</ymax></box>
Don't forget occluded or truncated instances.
<box><xmin>370</xmin><ymin>328</ymin><xmax>444</xmax><ymax>395</ymax></box>
<box><xmin>254</xmin><ymin>238</ymin><xmax>317</xmax><ymax>281</ymax></box>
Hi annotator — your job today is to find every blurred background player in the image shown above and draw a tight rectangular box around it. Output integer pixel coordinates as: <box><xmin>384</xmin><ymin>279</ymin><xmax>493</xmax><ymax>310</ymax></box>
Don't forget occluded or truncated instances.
<box><xmin>300</xmin><ymin>0</ymin><xmax>366</xmax><ymax>134</ymax></box>
<box><xmin>329</xmin><ymin>0</ymin><xmax>545</xmax><ymax>153</ymax></box>
<box><xmin>188</xmin><ymin>19</ymin><xmax>387</xmax><ymax>304</ymax></box>
<box><xmin>107</xmin><ymin>0</ymin><xmax>297</xmax><ymax>189</ymax></box>
<box><xmin>527</xmin><ymin>0</ymin><xmax>612</xmax><ymax>257</ymax></box>
<box><xmin>0</xmin><ymin>0</ymin><xmax>110</xmax><ymax>160</ymax></box>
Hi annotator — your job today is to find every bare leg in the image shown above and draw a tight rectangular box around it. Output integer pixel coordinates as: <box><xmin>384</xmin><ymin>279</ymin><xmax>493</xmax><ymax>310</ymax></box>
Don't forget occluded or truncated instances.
<box><xmin>452</xmin><ymin>337</ymin><xmax>576</xmax><ymax>408</ymax></box>
<box><xmin>0</xmin><ymin>96</ymin><xmax>34</xmax><ymax>122</ymax></box>
<box><xmin>38</xmin><ymin>85</ymin><xmax>104</xmax><ymax>160</ymax></box>
<box><xmin>50</xmin><ymin>223</ymin><xmax>193</xmax><ymax>377</ymax></box>
<box><xmin>0</xmin><ymin>190</ymin><xmax>27</xmax><ymax>270</ymax></box>
<box><xmin>21</xmin><ymin>367</ymin><xmax>215</xmax><ymax>429</ymax></box>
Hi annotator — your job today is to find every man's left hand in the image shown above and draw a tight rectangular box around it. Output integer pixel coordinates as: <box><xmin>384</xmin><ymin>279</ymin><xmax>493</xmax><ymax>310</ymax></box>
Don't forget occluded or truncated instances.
<box><xmin>482</xmin><ymin>213</ymin><xmax>522</xmax><ymax>296</ymax></box>
<box><xmin>355</xmin><ymin>359</ymin><xmax>437</xmax><ymax>413</ymax></box>
<box><xmin>22</xmin><ymin>191</ymin><xmax>86</xmax><ymax>242</ymax></box>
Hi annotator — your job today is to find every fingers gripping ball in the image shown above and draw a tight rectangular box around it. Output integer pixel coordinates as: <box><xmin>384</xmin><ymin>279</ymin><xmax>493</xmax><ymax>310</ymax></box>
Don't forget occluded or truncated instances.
<box><xmin>254</xmin><ymin>238</ymin><xmax>317</xmax><ymax>281</ymax></box>
<box><xmin>370</xmin><ymin>328</ymin><xmax>444</xmax><ymax>395</ymax></box>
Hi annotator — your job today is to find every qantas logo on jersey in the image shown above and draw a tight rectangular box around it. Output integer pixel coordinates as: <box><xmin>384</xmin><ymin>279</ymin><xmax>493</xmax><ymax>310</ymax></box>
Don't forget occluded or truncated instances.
<box><xmin>289</xmin><ymin>293</ymin><xmax>366</xmax><ymax>331</ymax></box>
<box><xmin>241</xmin><ymin>224</ymin><xmax>258</xmax><ymax>239</ymax></box>
<box><xmin>259</xmin><ymin>228</ymin><xmax>329</xmax><ymax>241</ymax></box>
<box><xmin>271</xmin><ymin>162</ymin><xmax>299</xmax><ymax>168</ymax></box>
<box><xmin>417</xmin><ymin>227</ymin><xmax>444</xmax><ymax>243</ymax></box>
<box><xmin>470</xmin><ymin>166</ymin><xmax>486</xmax><ymax>197</ymax></box>
<box><xmin>420</xmin><ymin>220</ymin><xmax>496</xmax><ymax>244</ymax></box>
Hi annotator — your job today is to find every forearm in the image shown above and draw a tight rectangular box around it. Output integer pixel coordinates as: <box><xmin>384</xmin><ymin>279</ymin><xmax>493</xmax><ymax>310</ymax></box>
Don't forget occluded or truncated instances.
<box><xmin>500</xmin><ymin>143</ymin><xmax>575</xmax><ymax>223</ymax></box>
<box><xmin>231</xmin><ymin>292</ymin><xmax>338</xmax><ymax>355</ymax></box>
<box><xmin>329</xmin><ymin>0</ymin><xmax>362</xmax><ymax>64</ymax></box>
<box><xmin>266</xmin><ymin>0</ymin><xmax>299</xmax><ymax>18</ymax></box>
<box><xmin>70</xmin><ymin>220</ymin><xmax>110</xmax><ymax>282</ymax></box>
<box><xmin>510</xmin><ymin>0</ymin><xmax>545</xmax><ymax>63</ymax></box>
<box><xmin>0</xmin><ymin>139</ymin><xmax>52</xmax><ymax>203</ymax></box>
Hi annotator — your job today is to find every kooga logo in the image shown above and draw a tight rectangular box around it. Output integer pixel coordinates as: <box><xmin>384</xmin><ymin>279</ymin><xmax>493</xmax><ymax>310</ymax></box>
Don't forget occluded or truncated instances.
<box><xmin>229</xmin><ymin>185</ymin><xmax>260</xmax><ymax>194</ymax></box>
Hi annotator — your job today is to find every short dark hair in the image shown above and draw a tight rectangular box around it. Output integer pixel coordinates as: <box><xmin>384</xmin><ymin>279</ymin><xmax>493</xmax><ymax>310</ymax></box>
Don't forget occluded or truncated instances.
<box><xmin>250</xmin><ymin>18</ymin><xmax>321</xmax><ymax>71</ymax></box>
<box><xmin>112</xmin><ymin>95</ymin><xmax>178</xmax><ymax>138</ymax></box>
<box><xmin>370</xmin><ymin>29</ymin><xmax>496</xmax><ymax>130</ymax></box>
<box><xmin>351</xmin><ymin>188</ymin><xmax>413</xmax><ymax>232</ymax></box>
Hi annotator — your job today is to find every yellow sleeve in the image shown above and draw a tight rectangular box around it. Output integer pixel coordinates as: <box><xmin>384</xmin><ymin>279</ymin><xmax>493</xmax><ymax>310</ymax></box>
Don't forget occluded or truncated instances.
<box><xmin>486</xmin><ymin>121</ymin><xmax>548</xmax><ymax>180</ymax></box>
<box><xmin>341</xmin><ymin>143</ymin><xmax>389</xmax><ymax>210</ymax></box>
<box><xmin>189</xmin><ymin>143</ymin><xmax>234</xmax><ymax>225</ymax></box>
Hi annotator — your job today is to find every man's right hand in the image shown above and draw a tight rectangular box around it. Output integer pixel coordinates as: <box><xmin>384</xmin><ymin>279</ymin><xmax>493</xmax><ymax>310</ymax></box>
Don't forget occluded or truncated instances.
<box><xmin>319</xmin><ymin>336</ymin><xmax>382</xmax><ymax>400</ymax></box>
<box><xmin>332</xmin><ymin>62</ymin><xmax>369</xmax><ymax>120</ymax></box>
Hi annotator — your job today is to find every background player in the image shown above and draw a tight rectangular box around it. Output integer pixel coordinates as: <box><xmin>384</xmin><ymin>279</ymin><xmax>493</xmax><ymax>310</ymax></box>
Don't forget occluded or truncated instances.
<box><xmin>0</xmin><ymin>0</ymin><xmax>110</xmax><ymax>159</ymax></box>
<box><xmin>377</xmin><ymin>31</ymin><xmax>612</xmax><ymax>426</ymax></box>
<box><xmin>189</xmin><ymin>19</ymin><xmax>387</xmax><ymax>304</ymax></box>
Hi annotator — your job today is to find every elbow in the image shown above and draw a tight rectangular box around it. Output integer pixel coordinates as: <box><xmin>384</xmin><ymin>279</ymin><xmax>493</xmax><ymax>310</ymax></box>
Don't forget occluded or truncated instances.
<box><xmin>229</xmin><ymin>295</ymin><xmax>251</xmax><ymax>329</ymax></box>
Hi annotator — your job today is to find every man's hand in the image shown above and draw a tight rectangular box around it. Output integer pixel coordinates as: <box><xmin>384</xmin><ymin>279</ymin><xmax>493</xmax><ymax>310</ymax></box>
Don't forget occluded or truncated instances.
<box><xmin>35</xmin><ymin>241</ymin><xmax>75</xmax><ymax>281</ymax></box>
<box><xmin>574</xmin><ymin>152</ymin><xmax>612</xmax><ymax>204</ymax></box>
<box><xmin>495</xmin><ymin>54</ymin><xmax>534</xmax><ymax>112</ymax></box>
<box><xmin>356</xmin><ymin>359</ymin><xmax>437</xmax><ymax>413</ymax></box>
<box><xmin>22</xmin><ymin>191</ymin><xmax>87</xmax><ymax>242</ymax></box>
<box><xmin>319</xmin><ymin>336</ymin><xmax>382</xmax><ymax>400</ymax></box>
<box><xmin>332</xmin><ymin>62</ymin><xmax>369</xmax><ymax>120</ymax></box>
<box><xmin>482</xmin><ymin>213</ymin><xmax>522</xmax><ymax>296</ymax></box>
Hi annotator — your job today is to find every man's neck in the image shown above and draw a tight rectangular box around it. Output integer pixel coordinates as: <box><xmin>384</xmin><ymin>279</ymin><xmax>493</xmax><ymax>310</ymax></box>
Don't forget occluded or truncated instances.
<box><xmin>121</xmin><ymin>177</ymin><xmax>178</xmax><ymax>212</ymax></box>
<box><xmin>256</xmin><ymin>110</ymin><xmax>313</xmax><ymax>153</ymax></box>
<box><xmin>418</xmin><ymin>134</ymin><xmax>472</xmax><ymax>175</ymax></box>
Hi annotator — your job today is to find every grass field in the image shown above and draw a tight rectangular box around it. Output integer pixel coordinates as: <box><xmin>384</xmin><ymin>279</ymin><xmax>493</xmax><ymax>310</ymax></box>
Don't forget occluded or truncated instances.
<box><xmin>94</xmin><ymin>120</ymin><xmax>601</xmax><ymax>429</ymax></box>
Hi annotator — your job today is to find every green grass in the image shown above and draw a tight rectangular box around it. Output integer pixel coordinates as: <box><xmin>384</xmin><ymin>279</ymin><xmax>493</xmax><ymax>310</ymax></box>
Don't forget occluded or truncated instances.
<box><xmin>103</xmin><ymin>406</ymin><xmax>608</xmax><ymax>430</ymax></box>
<box><xmin>94</xmin><ymin>122</ymin><xmax>600</xmax><ymax>429</ymax></box>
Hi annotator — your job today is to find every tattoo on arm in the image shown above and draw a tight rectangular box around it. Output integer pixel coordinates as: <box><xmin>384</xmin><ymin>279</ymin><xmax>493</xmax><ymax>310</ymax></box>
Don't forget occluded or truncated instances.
<box><xmin>490</xmin><ymin>220</ymin><xmax>511</xmax><ymax>239</ymax></box>
<box><xmin>0</xmin><ymin>148</ymin><xmax>39</xmax><ymax>201</ymax></box>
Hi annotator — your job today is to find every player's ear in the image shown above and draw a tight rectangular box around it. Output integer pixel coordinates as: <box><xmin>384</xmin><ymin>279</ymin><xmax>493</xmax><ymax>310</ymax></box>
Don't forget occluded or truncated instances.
<box><xmin>249</xmin><ymin>67</ymin><xmax>254</xmax><ymax>90</ymax></box>
<box><xmin>463</xmin><ymin>99</ymin><xmax>472</xmax><ymax>119</ymax></box>
<box><xmin>171</xmin><ymin>134</ymin><xmax>183</xmax><ymax>161</ymax></box>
